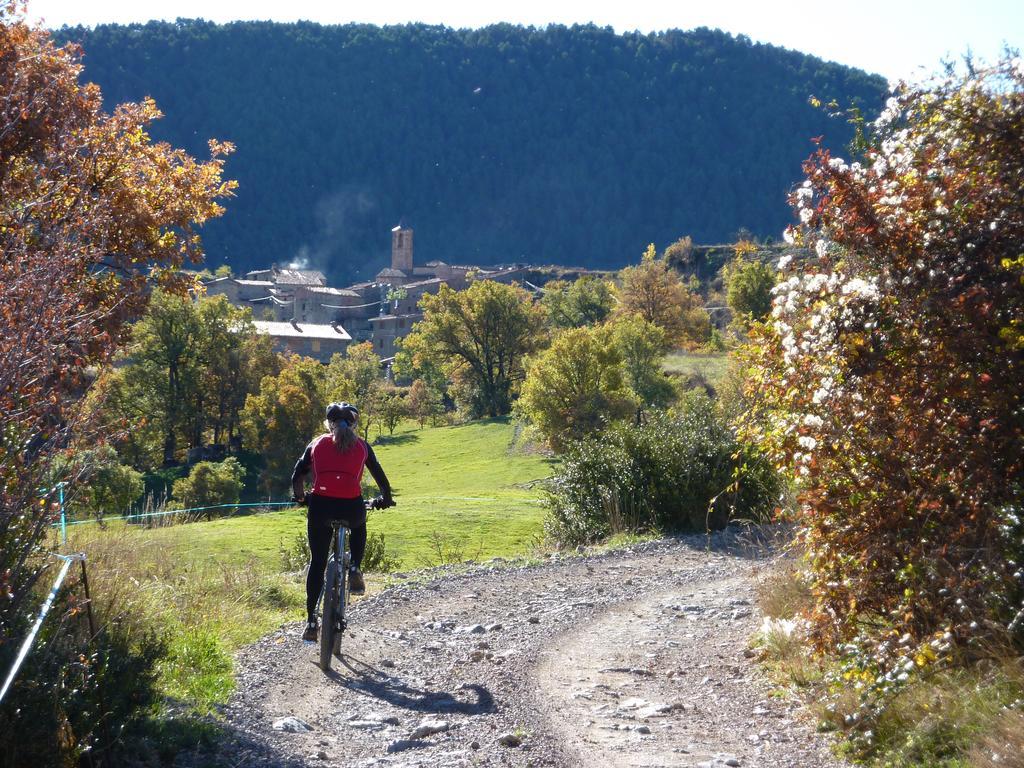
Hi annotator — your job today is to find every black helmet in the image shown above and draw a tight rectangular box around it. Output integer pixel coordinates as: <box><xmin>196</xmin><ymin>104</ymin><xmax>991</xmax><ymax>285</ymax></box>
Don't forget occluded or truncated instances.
<box><xmin>325</xmin><ymin>401</ymin><xmax>358</xmax><ymax>424</ymax></box>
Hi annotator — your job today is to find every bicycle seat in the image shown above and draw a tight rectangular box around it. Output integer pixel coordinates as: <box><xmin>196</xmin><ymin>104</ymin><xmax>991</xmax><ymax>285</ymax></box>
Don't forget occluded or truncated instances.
<box><xmin>328</xmin><ymin>519</ymin><xmax>356</xmax><ymax>529</ymax></box>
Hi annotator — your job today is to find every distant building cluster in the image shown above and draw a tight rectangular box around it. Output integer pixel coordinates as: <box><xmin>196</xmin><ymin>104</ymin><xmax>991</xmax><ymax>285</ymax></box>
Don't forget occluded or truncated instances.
<box><xmin>203</xmin><ymin>224</ymin><xmax>530</xmax><ymax>362</ymax></box>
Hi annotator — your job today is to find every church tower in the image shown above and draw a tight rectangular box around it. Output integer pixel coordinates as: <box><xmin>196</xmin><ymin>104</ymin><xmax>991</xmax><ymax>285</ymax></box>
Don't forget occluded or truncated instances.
<box><xmin>391</xmin><ymin>223</ymin><xmax>413</xmax><ymax>272</ymax></box>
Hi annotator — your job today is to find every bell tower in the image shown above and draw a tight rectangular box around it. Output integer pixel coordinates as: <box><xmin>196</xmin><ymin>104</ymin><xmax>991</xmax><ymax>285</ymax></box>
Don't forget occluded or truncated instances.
<box><xmin>391</xmin><ymin>223</ymin><xmax>413</xmax><ymax>272</ymax></box>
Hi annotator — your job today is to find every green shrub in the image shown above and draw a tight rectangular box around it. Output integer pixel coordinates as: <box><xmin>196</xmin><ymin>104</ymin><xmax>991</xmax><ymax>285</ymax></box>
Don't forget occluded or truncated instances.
<box><xmin>723</xmin><ymin>254</ymin><xmax>776</xmax><ymax>322</ymax></box>
<box><xmin>703</xmin><ymin>328</ymin><xmax>728</xmax><ymax>352</ymax></box>
<box><xmin>51</xmin><ymin>444</ymin><xmax>145</xmax><ymax>520</ymax></box>
<box><xmin>171</xmin><ymin>457</ymin><xmax>245</xmax><ymax>518</ymax></box>
<box><xmin>280</xmin><ymin>532</ymin><xmax>311</xmax><ymax>572</ymax></box>
<box><xmin>363</xmin><ymin>531</ymin><xmax>401</xmax><ymax>573</ymax></box>
<box><xmin>545</xmin><ymin>394</ymin><xmax>780</xmax><ymax>545</ymax></box>
<box><xmin>0</xmin><ymin>574</ymin><xmax>167</xmax><ymax>766</ymax></box>
<box><xmin>280</xmin><ymin>530</ymin><xmax>400</xmax><ymax>573</ymax></box>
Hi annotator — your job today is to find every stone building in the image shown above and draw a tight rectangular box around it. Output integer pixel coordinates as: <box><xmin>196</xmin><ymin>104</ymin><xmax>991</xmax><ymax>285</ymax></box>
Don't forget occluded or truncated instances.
<box><xmin>391</xmin><ymin>224</ymin><xmax>413</xmax><ymax>272</ymax></box>
<box><xmin>368</xmin><ymin>313</ymin><xmax>420</xmax><ymax>358</ymax></box>
<box><xmin>204</xmin><ymin>266</ymin><xmax>329</xmax><ymax>321</ymax></box>
<box><xmin>251</xmin><ymin>320</ymin><xmax>352</xmax><ymax>363</ymax></box>
<box><xmin>292</xmin><ymin>286</ymin><xmax>364</xmax><ymax>324</ymax></box>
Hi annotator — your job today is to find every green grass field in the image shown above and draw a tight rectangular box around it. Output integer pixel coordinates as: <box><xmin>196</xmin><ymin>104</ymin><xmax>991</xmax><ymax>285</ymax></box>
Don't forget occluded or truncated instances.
<box><xmin>662</xmin><ymin>350</ymin><xmax>730</xmax><ymax>387</ymax></box>
<box><xmin>106</xmin><ymin>417</ymin><xmax>554</xmax><ymax>571</ymax></box>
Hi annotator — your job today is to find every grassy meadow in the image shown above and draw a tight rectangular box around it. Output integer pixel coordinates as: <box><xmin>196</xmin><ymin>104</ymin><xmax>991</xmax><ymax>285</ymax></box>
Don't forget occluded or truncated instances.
<box><xmin>61</xmin><ymin>417</ymin><xmax>555</xmax><ymax>712</ymax></box>
<box><xmin>662</xmin><ymin>350</ymin><xmax>730</xmax><ymax>387</ymax></box>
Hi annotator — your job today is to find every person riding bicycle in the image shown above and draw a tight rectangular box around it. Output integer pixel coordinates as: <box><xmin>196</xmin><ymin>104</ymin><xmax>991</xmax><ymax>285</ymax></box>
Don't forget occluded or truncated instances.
<box><xmin>291</xmin><ymin>401</ymin><xmax>394</xmax><ymax>642</ymax></box>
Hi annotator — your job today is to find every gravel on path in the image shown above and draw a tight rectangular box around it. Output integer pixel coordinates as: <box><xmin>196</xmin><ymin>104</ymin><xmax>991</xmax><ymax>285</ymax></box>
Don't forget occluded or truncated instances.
<box><xmin>202</xmin><ymin>532</ymin><xmax>846</xmax><ymax>768</ymax></box>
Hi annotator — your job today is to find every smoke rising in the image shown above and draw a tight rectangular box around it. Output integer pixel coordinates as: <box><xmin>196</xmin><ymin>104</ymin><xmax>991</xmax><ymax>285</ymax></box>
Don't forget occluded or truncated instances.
<box><xmin>292</xmin><ymin>186</ymin><xmax>378</xmax><ymax>280</ymax></box>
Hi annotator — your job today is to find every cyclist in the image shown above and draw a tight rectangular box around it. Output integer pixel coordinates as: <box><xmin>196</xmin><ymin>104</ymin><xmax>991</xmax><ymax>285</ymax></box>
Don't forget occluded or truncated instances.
<box><xmin>291</xmin><ymin>401</ymin><xmax>394</xmax><ymax>642</ymax></box>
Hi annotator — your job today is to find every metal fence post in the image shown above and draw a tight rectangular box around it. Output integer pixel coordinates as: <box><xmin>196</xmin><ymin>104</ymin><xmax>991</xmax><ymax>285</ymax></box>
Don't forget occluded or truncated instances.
<box><xmin>58</xmin><ymin>481</ymin><xmax>67</xmax><ymax>546</ymax></box>
<box><xmin>0</xmin><ymin>553</ymin><xmax>81</xmax><ymax>705</ymax></box>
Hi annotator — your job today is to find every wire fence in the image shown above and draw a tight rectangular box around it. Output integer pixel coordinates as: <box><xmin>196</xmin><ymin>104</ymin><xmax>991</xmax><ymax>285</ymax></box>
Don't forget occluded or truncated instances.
<box><xmin>8</xmin><ymin>487</ymin><xmax>546</xmax><ymax>706</ymax></box>
<box><xmin>53</xmin><ymin>495</ymin><xmax>546</xmax><ymax>535</ymax></box>
<box><xmin>57</xmin><ymin>500</ymin><xmax>295</xmax><ymax>529</ymax></box>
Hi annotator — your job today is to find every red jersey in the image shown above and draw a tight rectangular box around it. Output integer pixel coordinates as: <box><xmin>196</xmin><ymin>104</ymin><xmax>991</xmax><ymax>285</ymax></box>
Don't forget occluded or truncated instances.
<box><xmin>309</xmin><ymin>434</ymin><xmax>369</xmax><ymax>498</ymax></box>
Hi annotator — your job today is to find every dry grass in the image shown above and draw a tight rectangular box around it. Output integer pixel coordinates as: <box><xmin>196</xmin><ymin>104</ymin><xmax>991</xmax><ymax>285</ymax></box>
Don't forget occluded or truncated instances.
<box><xmin>755</xmin><ymin>553</ymin><xmax>813</xmax><ymax>620</ymax></box>
<box><xmin>65</xmin><ymin>525</ymin><xmax>303</xmax><ymax>710</ymax></box>
<box><xmin>968</xmin><ymin>708</ymin><xmax>1024</xmax><ymax>768</ymax></box>
<box><xmin>753</xmin><ymin>544</ymin><xmax>1024</xmax><ymax>767</ymax></box>
<box><xmin>751</xmin><ymin>548</ymin><xmax>826</xmax><ymax>691</ymax></box>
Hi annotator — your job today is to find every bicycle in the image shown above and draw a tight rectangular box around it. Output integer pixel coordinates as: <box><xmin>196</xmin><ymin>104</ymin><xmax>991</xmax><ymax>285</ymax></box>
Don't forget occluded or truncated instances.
<box><xmin>318</xmin><ymin>495</ymin><xmax>393</xmax><ymax>671</ymax></box>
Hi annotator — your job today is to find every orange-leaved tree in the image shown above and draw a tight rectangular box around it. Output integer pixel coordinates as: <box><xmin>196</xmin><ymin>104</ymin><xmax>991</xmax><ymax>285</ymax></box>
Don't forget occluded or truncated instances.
<box><xmin>0</xmin><ymin>0</ymin><xmax>235</xmax><ymax>697</ymax></box>
<box><xmin>617</xmin><ymin>244</ymin><xmax>710</xmax><ymax>348</ymax></box>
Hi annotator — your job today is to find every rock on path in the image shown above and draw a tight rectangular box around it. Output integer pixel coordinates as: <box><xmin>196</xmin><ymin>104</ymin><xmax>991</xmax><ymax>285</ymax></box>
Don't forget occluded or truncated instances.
<box><xmin>206</xmin><ymin>533</ymin><xmax>847</xmax><ymax>768</ymax></box>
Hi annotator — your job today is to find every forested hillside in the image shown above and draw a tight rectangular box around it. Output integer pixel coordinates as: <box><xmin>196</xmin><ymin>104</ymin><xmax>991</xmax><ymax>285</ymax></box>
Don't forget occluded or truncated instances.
<box><xmin>57</xmin><ymin>21</ymin><xmax>887</xmax><ymax>280</ymax></box>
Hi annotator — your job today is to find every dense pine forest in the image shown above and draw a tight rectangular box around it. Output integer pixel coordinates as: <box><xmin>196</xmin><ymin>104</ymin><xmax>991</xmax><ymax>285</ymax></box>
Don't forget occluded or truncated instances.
<box><xmin>57</xmin><ymin>21</ymin><xmax>887</xmax><ymax>280</ymax></box>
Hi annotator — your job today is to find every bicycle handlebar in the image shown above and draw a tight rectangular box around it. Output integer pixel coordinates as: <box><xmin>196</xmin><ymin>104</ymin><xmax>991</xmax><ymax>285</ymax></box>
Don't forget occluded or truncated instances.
<box><xmin>291</xmin><ymin>494</ymin><xmax>396</xmax><ymax>510</ymax></box>
<box><xmin>366</xmin><ymin>494</ymin><xmax>397</xmax><ymax>511</ymax></box>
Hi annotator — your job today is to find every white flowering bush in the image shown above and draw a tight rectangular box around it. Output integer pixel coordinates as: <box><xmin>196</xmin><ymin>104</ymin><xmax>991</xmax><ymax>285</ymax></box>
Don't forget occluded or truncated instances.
<box><xmin>740</xmin><ymin>57</ymin><xmax>1024</xmax><ymax>714</ymax></box>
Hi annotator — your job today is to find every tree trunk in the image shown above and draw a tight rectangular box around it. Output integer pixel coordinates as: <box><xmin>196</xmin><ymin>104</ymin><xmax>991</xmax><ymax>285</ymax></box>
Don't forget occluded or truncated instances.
<box><xmin>163</xmin><ymin>363</ymin><xmax>179</xmax><ymax>465</ymax></box>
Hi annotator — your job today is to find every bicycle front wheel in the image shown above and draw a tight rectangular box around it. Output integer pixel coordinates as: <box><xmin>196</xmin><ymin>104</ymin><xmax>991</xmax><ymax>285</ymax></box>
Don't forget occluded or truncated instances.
<box><xmin>320</xmin><ymin>557</ymin><xmax>339</xmax><ymax>671</ymax></box>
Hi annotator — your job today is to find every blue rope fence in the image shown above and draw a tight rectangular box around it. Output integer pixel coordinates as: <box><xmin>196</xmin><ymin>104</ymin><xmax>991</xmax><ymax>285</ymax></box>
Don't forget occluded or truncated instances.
<box><xmin>56</xmin><ymin>500</ymin><xmax>296</xmax><ymax>529</ymax></box>
<box><xmin>52</xmin><ymin>496</ymin><xmax>546</xmax><ymax>533</ymax></box>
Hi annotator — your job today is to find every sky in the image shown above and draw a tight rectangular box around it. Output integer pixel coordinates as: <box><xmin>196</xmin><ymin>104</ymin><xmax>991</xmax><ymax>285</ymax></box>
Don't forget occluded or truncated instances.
<box><xmin>28</xmin><ymin>0</ymin><xmax>1023</xmax><ymax>84</ymax></box>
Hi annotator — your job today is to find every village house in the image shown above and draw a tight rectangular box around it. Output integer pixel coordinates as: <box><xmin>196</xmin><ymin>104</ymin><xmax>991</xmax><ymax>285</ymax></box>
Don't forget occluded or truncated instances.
<box><xmin>205</xmin><ymin>222</ymin><xmax>536</xmax><ymax>363</ymax></box>
<box><xmin>251</xmin><ymin>319</ymin><xmax>352</xmax><ymax>363</ymax></box>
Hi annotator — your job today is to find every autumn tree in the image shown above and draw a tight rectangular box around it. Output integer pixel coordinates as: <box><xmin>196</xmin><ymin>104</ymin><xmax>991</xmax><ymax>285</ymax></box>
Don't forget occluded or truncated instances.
<box><xmin>392</xmin><ymin>339</ymin><xmax>448</xmax><ymax>394</ymax></box>
<box><xmin>84</xmin><ymin>294</ymin><xmax>274</xmax><ymax>468</ymax></box>
<box><xmin>325</xmin><ymin>341</ymin><xmax>382</xmax><ymax>438</ymax></box>
<box><xmin>49</xmin><ymin>445</ymin><xmax>144</xmax><ymax>520</ymax></box>
<box><xmin>402</xmin><ymin>281</ymin><xmax>548</xmax><ymax>417</ymax></box>
<box><xmin>406</xmin><ymin>378</ymin><xmax>445</xmax><ymax>427</ymax></box>
<box><xmin>123</xmin><ymin>288</ymin><xmax>206</xmax><ymax>464</ymax></box>
<box><xmin>541</xmin><ymin>275</ymin><xmax>616</xmax><ymax>328</ymax></box>
<box><xmin>0</xmin><ymin>7</ymin><xmax>234</xmax><ymax>761</ymax></box>
<box><xmin>83</xmin><ymin>366</ymin><xmax>164</xmax><ymax>469</ymax></box>
<box><xmin>742</xmin><ymin>59</ymin><xmax>1024</xmax><ymax>702</ymax></box>
<box><xmin>662</xmin><ymin>235</ymin><xmax>695</xmax><ymax>273</ymax></box>
<box><xmin>617</xmin><ymin>244</ymin><xmax>710</xmax><ymax>347</ymax></box>
<box><xmin>241</xmin><ymin>355</ymin><xmax>327</xmax><ymax>494</ymax></box>
<box><xmin>608</xmin><ymin>315</ymin><xmax>675</xmax><ymax>408</ymax></box>
<box><xmin>518</xmin><ymin>325</ymin><xmax>637</xmax><ymax>450</ymax></box>
<box><xmin>199</xmin><ymin>295</ymin><xmax>279</xmax><ymax>447</ymax></box>
<box><xmin>171</xmin><ymin>457</ymin><xmax>245</xmax><ymax>519</ymax></box>
<box><xmin>373</xmin><ymin>385</ymin><xmax>409</xmax><ymax>436</ymax></box>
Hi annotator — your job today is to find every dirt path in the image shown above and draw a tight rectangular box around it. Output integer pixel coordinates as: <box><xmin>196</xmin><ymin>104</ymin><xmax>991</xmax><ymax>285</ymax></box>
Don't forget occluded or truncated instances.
<box><xmin>207</xmin><ymin>534</ymin><xmax>845</xmax><ymax>768</ymax></box>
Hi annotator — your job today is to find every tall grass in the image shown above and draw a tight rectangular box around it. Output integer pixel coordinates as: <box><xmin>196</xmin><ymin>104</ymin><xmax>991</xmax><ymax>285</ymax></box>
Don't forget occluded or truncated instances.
<box><xmin>662</xmin><ymin>350</ymin><xmax>730</xmax><ymax>387</ymax></box>
<box><xmin>755</xmin><ymin>555</ymin><xmax>1024</xmax><ymax>768</ymax></box>
<box><xmin>67</xmin><ymin>524</ymin><xmax>304</xmax><ymax>715</ymax></box>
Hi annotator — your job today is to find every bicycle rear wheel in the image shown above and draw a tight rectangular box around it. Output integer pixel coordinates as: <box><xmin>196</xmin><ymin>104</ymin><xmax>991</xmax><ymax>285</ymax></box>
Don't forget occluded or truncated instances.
<box><xmin>319</xmin><ymin>557</ymin><xmax>339</xmax><ymax>671</ymax></box>
<box><xmin>334</xmin><ymin>556</ymin><xmax>348</xmax><ymax>658</ymax></box>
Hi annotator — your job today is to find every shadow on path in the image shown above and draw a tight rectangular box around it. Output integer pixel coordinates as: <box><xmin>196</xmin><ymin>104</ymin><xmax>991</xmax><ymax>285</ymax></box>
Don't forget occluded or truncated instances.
<box><xmin>319</xmin><ymin>653</ymin><xmax>497</xmax><ymax>716</ymax></box>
